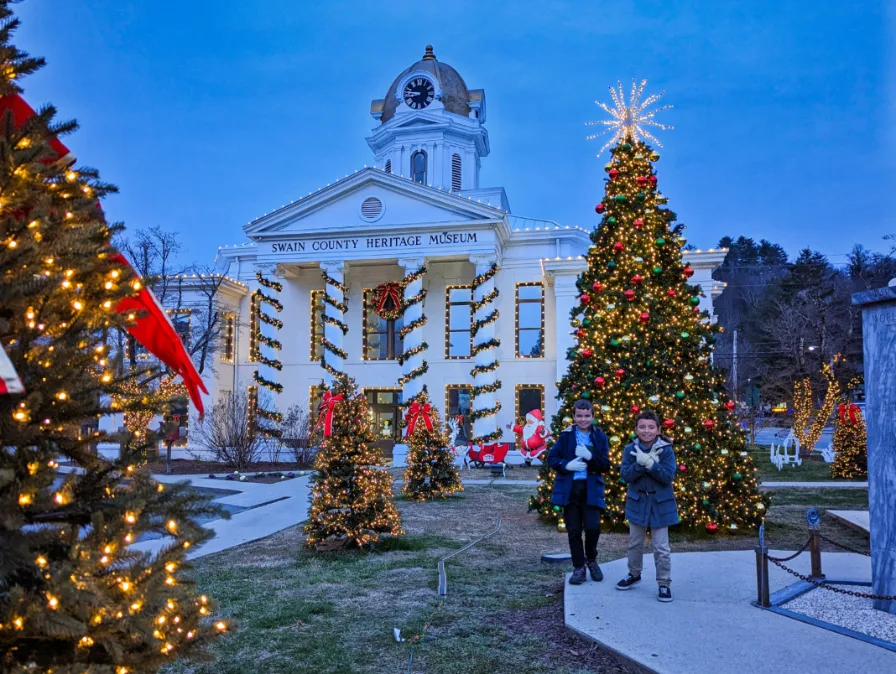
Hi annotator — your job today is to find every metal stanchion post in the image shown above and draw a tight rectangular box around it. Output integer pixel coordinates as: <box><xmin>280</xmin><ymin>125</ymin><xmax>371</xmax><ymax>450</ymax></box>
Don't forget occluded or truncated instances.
<box><xmin>809</xmin><ymin>528</ymin><xmax>825</xmax><ymax>580</ymax></box>
<box><xmin>755</xmin><ymin>524</ymin><xmax>770</xmax><ymax>607</ymax></box>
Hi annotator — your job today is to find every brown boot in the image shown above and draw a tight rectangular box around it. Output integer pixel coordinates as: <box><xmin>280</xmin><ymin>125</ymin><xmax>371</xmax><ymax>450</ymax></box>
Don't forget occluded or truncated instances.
<box><xmin>586</xmin><ymin>560</ymin><xmax>603</xmax><ymax>582</ymax></box>
<box><xmin>569</xmin><ymin>566</ymin><xmax>587</xmax><ymax>585</ymax></box>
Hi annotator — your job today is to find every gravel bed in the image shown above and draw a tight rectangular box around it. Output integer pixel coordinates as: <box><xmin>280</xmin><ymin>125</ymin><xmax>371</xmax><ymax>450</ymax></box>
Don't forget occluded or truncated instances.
<box><xmin>783</xmin><ymin>583</ymin><xmax>896</xmax><ymax>644</ymax></box>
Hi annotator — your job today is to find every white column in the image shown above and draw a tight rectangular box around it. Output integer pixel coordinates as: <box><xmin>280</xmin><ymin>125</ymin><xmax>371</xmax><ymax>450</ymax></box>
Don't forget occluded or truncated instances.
<box><xmin>552</xmin><ymin>272</ymin><xmax>579</xmax><ymax>382</ymax></box>
<box><xmin>470</xmin><ymin>253</ymin><xmax>499</xmax><ymax>443</ymax></box>
<box><xmin>398</xmin><ymin>257</ymin><xmax>426</xmax><ymax>402</ymax></box>
<box><xmin>320</xmin><ymin>260</ymin><xmax>346</xmax><ymax>385</ymax></box>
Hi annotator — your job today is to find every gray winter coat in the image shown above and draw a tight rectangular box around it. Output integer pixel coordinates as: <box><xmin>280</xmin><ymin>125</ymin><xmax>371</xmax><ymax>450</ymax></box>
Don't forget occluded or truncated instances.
<box><xmin>620</xmin><ymin>438</ymin><xmax>680</xmax><ymax>528</ymax></box>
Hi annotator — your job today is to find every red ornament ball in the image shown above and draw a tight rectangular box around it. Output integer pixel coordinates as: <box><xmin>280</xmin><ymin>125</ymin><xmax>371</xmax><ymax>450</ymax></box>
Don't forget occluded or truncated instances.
<box><xmin>706</xmin><ymin>523</ymin><xmax>719</xmax><ymax>534</ymax></box>
<box><xmin>631</xmin><ymin>405</ymin><xmax>640</xmax><ymax>414</ymax></box>
<box><xmin>631</xmin><ymin>274</ymin><xmax>644</xmax><ymax>284</ymax></box>
<box><xmin>624</xmin><ymin>289</ymin><xmax>636</xmax><ymax>302</ymax></box>
<box><xmin>649</xmin><ymin>175</ymin><xmax>658</xmax><ymax>185</ymax></box>
<box><xmin>592</xmin><ymin>281</ymin><xmax>605</xmax><ymax>292</ymax></box>
<box><xmin>679</xmin><ymin>464</ymin><xmax>687</xmax><ymax>473</ymax></box>
<box><xmin>683</xmin><ymin>266</ymin><xmax>695</xmax><ymax>278</ymax></box>
<box><xmin>667</xmin><ymin>288</ymin><xmax>677</xmax><ymax>298</ymax></box>
<box><xmin>704</xmin><ymin>419</ymin><xmax>715</xmax><ymax>428</ymax></box>
<box><xmin>595</xmin><ymin>203</ymin><xmax>605</xmax><ymax>213</ymax></box>
<box><xmin>637</xmin><ymin>175</ymin><xmax>648</xmax><ymax>185</ymax></box>
<box><xmin>615</xmin><ymin>368</ymin><xmax>625</xmax><ymax>379</ymax></box>
<box><xmin>576</xmin><ymin>329</ymin><xmax>586</xmax><ymax>339</ymax></box>
<box><xmin>663</xmin><ymin>418</ymin><xmax>675</xmax><ymax>429</ymax></box>
<box><xmin>580</xmin><ymin>293</ymin><xmax>591</xmax><ymax>304</ymax></box>
<box><xmin>725</xmin><ymin>400</ymin><xmax>736</xmax><ymax>411</ymax></box>
<box><xmin>594</xmin><ymin>376</ymin><xmax>606</xmax><ymax>387</ymax></box>
<box><xmin>639</xmin><ymin>312</ymin><xmax>650</xmax><ymax>324</ymax></box>
<box><xmin>613</xmin><ymin>241</ymin><xmax>624</xmax><ymax>252</ymax></box>
<box><xmin>633</xmin><ymin>218</ymin><xmax>644</xmax><ymax>229</ymax></box>
<box><xmin>581</xmin><ymin>349</ymin><xmax>593</xmax><ymax>358</ymax></box>
<box><xmin>609</xmin><ymin>168</ymin><xmax>620</xmax><ymax>179</ymax></box>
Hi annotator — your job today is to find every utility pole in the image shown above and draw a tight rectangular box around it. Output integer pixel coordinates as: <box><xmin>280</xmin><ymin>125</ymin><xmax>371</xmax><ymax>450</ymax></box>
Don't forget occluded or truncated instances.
<box><xmin>732</xmin><ymin>328</ymin><xmax>738</xmax><ymax>401</ymax></box>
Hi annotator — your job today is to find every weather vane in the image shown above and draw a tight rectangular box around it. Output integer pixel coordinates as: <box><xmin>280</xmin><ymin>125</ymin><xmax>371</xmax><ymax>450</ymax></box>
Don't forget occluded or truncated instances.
<box><xmin>586</xmin><ymin>79</ymin><xmax>673</xmax><ymax>156</ymax></box>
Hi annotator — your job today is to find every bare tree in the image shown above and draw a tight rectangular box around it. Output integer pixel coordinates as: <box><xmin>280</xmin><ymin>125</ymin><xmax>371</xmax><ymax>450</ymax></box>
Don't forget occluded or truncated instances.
<box><xmin>278</xmin><ymin>402</ymin><xmax>316</xmax><ymax>466</ymax></box>
<box><xmin>192</xmin><ymin>390</ymin><xmax>265</xmax><ymax>470</ymax></box>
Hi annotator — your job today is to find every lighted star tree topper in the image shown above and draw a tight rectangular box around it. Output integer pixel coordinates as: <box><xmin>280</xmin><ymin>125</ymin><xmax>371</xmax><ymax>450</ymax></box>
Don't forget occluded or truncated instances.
<box><xmin>586</xmin><ymin>78</ymin><xmax>673</xmax><ymax>156</ymax></box>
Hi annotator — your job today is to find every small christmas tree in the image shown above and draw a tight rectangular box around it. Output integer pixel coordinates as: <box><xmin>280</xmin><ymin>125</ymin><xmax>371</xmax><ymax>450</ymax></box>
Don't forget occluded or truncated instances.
<box><xmin>831</xmin><ymin>401</ymin><xmax>867</xmax><ymax>479</ymax></box>
<box><xmin>531</xmin><ymin>81</ymin><xmax>767</xmax><ymax>532</ymax></box>
<box><xmin>0</xmin><ymin>5</ymin><xmax>226</xmax><ymax>671</ymax></box>
<box><xmin>402</xmin><ymin>389</ymin><xmax>463</xmax><ymax>501</ymax></box>
<box><xmin>304</xmin><ymin>375</ymin><xmax>403</xmax><ymax>550</ymax></box>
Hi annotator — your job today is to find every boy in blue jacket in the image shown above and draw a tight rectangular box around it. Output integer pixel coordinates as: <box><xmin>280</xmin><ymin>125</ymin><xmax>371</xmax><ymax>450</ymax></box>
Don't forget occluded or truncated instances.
<box><xmin>616</xmin><ymin>410</ymin><xmax>679</xmax><ymax>602</ymax></box>
<box><xmin>548</xmin><ymin>399</ymin><xmax>611</xmax><ymax>585</ymax></box>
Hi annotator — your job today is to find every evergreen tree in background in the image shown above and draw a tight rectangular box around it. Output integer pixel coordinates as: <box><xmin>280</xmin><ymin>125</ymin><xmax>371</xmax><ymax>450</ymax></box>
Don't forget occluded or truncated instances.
<box><xmin>531</xmin><ymin>136</ymin><xmax>767</xmax><ymax>532</ymax></box>
<box><xmin>831</xmin><ymin>401</ymin><xmax>867</xmax><ymax>479</ymax></box>
<box><xmin>0</xmin><ymin>5</ymin><xmax>226</xmax><ymax>671</ymax></box>
<box><xmin>402</xmin><ymin>389</ymin><xmax>462</xmax><ymax>501</ymax></box>
<box><xmin>304</xmin><ymin>375</ymin><xmax>403</xmax><ymax>550</ymax></box>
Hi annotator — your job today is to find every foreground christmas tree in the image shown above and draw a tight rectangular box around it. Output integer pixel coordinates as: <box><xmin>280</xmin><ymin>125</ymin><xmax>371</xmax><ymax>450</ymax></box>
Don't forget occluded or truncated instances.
<box><xmin>402</xmin><ymin>389</ymin><xmax>463</xmax><ymax>501</ymax></box>
<box><xmin>831</xmin><ymin>401</ymin><xmax>867</xmax><ymax>479</ymax></box>
<box><xmin>304</xmin><ymin>375</ymin><xmax>403</xmax><ymax>550</ymax></box>
<box><xmin>0</xmin><ymin>5</ymin><xmax>225</xmax><ymax>672</ymax></box>
<box><xmin>531</xmin><ymin>81</ymin><xmax>767</xmax><ymax>531</ymax></box>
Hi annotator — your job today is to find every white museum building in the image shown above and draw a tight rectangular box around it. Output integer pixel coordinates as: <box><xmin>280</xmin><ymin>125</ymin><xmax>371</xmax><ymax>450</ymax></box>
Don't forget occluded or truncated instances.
<box><xmin>135</xmin><ymin>46</ymin><xmax>726</xmax><ymax>463</ymax></box>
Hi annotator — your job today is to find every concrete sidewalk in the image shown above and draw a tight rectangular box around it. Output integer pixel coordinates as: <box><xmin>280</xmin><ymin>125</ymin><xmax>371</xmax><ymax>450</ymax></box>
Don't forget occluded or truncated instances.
<box><xmin>828</xmin><ymin>510</ymin><xmax>870</xmax><ymax>534</ymax></box>
<box><xmin>566</xmin><ymin>550</ymin><xmax>893</xmax><ymax>674</ymax></box>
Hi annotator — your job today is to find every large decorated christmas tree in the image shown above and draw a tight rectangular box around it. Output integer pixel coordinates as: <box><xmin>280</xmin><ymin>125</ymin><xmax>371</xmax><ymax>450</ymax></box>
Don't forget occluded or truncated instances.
<box><xmin>531</xmin><ymin>81</ymin><xmax>767</xmax><ymax>532</ymax></box>
<box><xmin>304</xmin><ymin>375</ymin><xmax>403</xmax><ymax>550</ymax></box>
<box><xmin>831</xmin><ymin>400</ymin><xmax>867</xmax><ymax>479</ymax></box>
<box><xmin>402</xmin><ymin>389</ymin><xmax>463</xmax><ymax>501</ymax></box>
<box><xmin>0</xmin><ymin>4</ymin><xmax>225</xmax><ymax>671</ymax></box>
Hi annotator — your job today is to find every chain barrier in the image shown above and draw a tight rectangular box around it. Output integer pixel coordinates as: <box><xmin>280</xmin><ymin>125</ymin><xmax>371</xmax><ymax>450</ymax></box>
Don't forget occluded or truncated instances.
<box><xmin>817</xmin><ymin>532</ymin><xmax>871</xmax><ymax>557</ymax></box>
<box><xmin>766</xmin><ymin>538</ymin><xmax>811</xmax><ymax>563</ymax></box>
<box><xmin>769</xmin><ymin>558</ymin><xmax>896</xmax><ymax>601</ymax></box>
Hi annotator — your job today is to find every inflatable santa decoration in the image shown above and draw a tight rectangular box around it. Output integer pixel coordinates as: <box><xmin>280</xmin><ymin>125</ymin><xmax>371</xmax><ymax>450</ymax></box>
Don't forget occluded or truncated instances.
<box><xmin>510</xmin><ymin>409</ymin><xmax>552</xmax><ymax>464</ymax></box>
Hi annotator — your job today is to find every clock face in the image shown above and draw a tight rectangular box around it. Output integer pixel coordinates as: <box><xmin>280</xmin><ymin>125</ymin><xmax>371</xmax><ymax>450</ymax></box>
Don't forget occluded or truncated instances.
<box><xmin>403</xmin><ymin>77</ymin><xmax>435</xmax><ymax>110</ymax></box>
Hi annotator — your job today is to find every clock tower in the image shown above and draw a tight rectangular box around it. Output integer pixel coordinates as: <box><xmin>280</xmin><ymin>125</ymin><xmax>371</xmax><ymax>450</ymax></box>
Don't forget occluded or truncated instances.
<box><xmin>367</xmin><ymin>46</ymin><xmax>489</xmax><ymax>193</ymax></box>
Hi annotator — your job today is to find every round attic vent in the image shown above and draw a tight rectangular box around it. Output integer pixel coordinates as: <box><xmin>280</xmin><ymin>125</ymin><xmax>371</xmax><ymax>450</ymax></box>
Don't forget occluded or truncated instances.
<box><xmin>360</xmin><ymin>196</ymin><xmax>384</xmax><ymax>221</ymax></box>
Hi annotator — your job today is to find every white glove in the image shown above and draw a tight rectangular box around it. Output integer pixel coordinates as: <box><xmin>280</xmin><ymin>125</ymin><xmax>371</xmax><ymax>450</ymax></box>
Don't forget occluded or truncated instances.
<box><xmin>631</xmin><ymin>447</ymin><xmax>650</xmax><ymax>466</ymax></box>
<box><xmin>565</xmin><ymin>458</ymin><xmax>587</xmax><ymax>472</ymax></box>
<box><xmin>644</xmin><ymin>456</ymin><xmax>656</xmax><ymax>471</ymax></box>
<box><xmin>575</xmin><ymin>444</ymin><xmax>592</xmax><ymax>461</ymax></box>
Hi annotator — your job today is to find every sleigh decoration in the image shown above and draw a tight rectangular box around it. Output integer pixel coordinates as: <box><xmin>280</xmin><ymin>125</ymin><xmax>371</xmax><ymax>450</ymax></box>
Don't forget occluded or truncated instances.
<box><xmin>466</xmin><ymin>442</ymin><xmax>510</xmax><ymax>473</ymax></box>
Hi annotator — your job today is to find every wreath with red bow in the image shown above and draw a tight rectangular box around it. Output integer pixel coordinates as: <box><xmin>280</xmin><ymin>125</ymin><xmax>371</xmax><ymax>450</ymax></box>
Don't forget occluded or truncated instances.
<box><xmin>371</xmin><ymin>281</ymin><xmax>404</xmax><ymax>320</ymax></box>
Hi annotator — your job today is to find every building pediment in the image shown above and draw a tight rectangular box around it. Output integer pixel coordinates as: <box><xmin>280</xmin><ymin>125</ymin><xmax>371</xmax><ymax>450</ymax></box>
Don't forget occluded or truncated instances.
<box><xmin>244</xmin><ymin>168</ymin><xmax>506</xmax><ymax>238</ymax></box>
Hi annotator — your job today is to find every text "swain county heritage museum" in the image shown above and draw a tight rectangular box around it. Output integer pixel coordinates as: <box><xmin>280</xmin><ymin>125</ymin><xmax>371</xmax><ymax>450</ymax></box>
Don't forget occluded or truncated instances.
<box><xmin>269</xmin><ymin>231</ymin><xmax>479</xmax><ymax>254</ymax></box>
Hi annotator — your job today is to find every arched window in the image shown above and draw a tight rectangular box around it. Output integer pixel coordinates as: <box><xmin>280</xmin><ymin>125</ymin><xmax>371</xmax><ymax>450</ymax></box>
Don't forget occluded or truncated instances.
<box><xmin>384</xmin><ymin>159</ymin><xmax>392</xmax><ymax>174</ymax></box>
<box><xmin>451</xmin><ymin>153</ymin><xmax>462</xmax><ymax>191</ymax></box>
<box><xmin>411</xmin><ymin>150</ymin><xmax>427</xmax><ymax>184</ymax></box>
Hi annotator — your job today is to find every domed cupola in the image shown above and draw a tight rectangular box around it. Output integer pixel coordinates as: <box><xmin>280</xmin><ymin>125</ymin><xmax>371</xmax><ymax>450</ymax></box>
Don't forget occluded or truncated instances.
<box><xmin>367</xmin><ymin>46</ymin><xmax>488</xmax><ymax>192</ymax></box>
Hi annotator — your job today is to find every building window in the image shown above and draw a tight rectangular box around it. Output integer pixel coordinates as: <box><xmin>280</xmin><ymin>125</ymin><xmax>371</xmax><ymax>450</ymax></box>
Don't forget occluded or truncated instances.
<box><xmin>363</xmin><ymin>289</ymin><xmax>403</xmax><ymax>360</ymax></box>
<box><xmin>249</xmin><ymin>292</ymin><xmax>260</xmax><ymax>362</ymax></box>
<box><xmin>384</xmin><ymin>159</ymin><xmax>392</xmax><ymax>174</ymax></box>
<box><xmin>445</xmin><ymin>385</ymin><xmax>472</xmax><ymax>446</ymax></box>
<box><xmin>167</xmin><ymin>309</ymin><xmax>192</xmax><ymax>349</ymax></box>
<box><xmin>445</xmin><ymin>285</ymin><xmax>472</xmax><ymax>359</ymax></box>
<box><xmin>246</xmin><ymin>386</ymin><xmax>258</xmax><ymax>436</ymax></box>
<box><xmin>516</xmin><ymin>282</ymin><xmax>544</xmax><ymax>358</ymax></box>
<box><xmin>515</xmin><ymin>384</ymin><xmax>545</xmax><ymax>421</ymax></box>
<box><xmin>310</xmin><ymin>290</ymin><xmax>325</xmax><ymax>361</ymax></box>
<box><xmin>411</xmin><ymin>150</ymin><xmax>427</xmax><ymax>184</ymax></box>
<box><xmin>220</xmin><ymin>312</ymin><xmax>235</xmax><ymax>362</ymax></box>
<box><xmin>451</xmin><ymin>153</ymin><xmax>462</xmax><ymax>191</ymax></box>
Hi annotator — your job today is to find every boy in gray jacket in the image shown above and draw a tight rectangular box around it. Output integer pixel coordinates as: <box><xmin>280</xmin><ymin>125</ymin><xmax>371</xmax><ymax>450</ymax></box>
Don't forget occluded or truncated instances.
<box><xmin>616</xmin><ymin>410</ymin><xmax>679</xmax><ymax>602</ymax></box>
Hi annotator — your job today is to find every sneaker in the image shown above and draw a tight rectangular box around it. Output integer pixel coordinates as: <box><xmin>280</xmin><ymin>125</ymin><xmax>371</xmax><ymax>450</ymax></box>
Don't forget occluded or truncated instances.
<box><xmin>615</xmin><ymin>574</ymin><xmax>642</xmax><ymax>590</ymax></box>
<box><xmin>569</xmin><ymin>567</ymin><xmax>587</xmax><ymax>585</ymax></box>
<box><xmin>658</xmin><ymin>586</ymin><xmax>673</xmax><ymax>602</ymax></box>
<box><xmin>586</xmin><ymin>560</ymin><xmax>603</xmax><ymax>582</ymax></box>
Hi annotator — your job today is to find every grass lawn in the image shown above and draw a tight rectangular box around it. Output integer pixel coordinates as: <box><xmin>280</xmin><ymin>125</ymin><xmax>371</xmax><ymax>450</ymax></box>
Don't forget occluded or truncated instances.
<box><xmin>163</xmin><ymin>486</ymin><xmax>870</xmax><ymax>674</ymax></box>
<box><xmin>747</xmin><ymin>445</ymin><xmax>865</xmax><ymax>483</ymax></box>
<box><xmin>388</xmin><ymin>464</ymin><xmax>543</xmax><ymax>482</ymax></box>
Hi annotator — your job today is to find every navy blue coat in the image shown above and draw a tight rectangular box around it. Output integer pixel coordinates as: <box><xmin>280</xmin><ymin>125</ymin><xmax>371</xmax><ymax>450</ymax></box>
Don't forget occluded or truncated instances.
<box><xmin>620</xmin><ymin>438</ymin><xmax>680</xmax><ymax>528</ymax></box>
<box><xmin>548</xmin><ymin>425</ymin><xmax>611</xmax><ymax>509</ymax></box>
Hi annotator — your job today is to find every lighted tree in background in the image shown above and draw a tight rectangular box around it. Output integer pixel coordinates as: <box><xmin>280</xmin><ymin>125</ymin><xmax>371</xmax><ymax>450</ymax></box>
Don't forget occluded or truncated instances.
<box><xmin>531</xmin><ymin>81</ymin><xmax>767</xmax><ymax>532</ymax></box>
<box><xmin>304</xmin><ymin>375</ymin><xmax>403</xmax><ymax>550</ymax></box>
<box><xmin>402</xmin><ymin>389</ymin><xmax>463</xmax><ymax>501</ymax></box>
<box><xmin>831</xmin><ymin>396</ymin><xmax>867</xmax><ymax>479</ymax></box>
<box><xmin>0</xmin><ymin>4</ymin><xmax>225</xmax><ymax>671</ymax></box>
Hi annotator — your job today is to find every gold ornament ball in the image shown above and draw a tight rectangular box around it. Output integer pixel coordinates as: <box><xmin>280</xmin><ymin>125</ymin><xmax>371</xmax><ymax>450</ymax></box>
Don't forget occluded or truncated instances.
<box><xmin>557</xmin><ymin>522</ymin><xmax>567</xmax><ymax>533</ymax></box>
<box><xmin>563</xmin><ymin>416</ymin><xmax>572</xmax><ymax>426</ymax></box>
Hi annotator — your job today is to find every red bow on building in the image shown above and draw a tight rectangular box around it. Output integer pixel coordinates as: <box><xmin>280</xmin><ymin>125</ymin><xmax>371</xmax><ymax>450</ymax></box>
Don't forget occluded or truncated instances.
<box><xmin>316</xmin><ymin>391</ymin><xmax>344</xmax><ymax>438</ymax></box>
<box><xmin>404</xmin><ymin>401</ymin><xmax>434</xmax><ymax>437</ymax></box>
<box><xmin>0</xmin><ymin>93</ymin><xmax>209</xmax><ymax>414</ymax></box>
<box><xmin>837</xmin><ymin>403</ymin><xmax>860</xmax><ymax>426</ymax></box>
<box><xmin>374</xmin><ymin>282</ymin><xmax>403</xmax><ymax>315</ymax></box>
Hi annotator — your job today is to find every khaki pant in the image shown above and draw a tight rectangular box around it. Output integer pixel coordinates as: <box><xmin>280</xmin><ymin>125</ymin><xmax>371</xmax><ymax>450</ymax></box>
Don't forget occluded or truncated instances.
<box><xmin>627</xmin><ymin>524</ymin><xmax>671</xmax><ymax>587</ymax></box>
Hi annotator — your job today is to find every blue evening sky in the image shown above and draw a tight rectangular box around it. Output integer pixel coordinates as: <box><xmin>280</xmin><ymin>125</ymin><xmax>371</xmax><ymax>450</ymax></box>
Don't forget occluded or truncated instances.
<box><xmin>14</xmin><ymin>1</ymin><xmax>894</xmax><ymax>266</ymax></box>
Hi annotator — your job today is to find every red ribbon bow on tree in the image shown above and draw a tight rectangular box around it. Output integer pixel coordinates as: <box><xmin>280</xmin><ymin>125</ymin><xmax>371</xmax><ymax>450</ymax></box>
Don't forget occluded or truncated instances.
<box><xmin>316</xmin><ymin>391</ymin><xmax>344</xmax><ymax>438</ymax></box>
<box><xmin>374</xmin><ymin>282</ymin><xmax>404</xmax><ymax>315</ymax></box>
<box><xmin>404</xmin><ymin>401</ymin><xmax>434</xmax><ymax>437</ymax></box>
<box><xmin>837</xmin><ymin>403</ymin><xmax>859</xmax><ymax>426</ymax></box>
